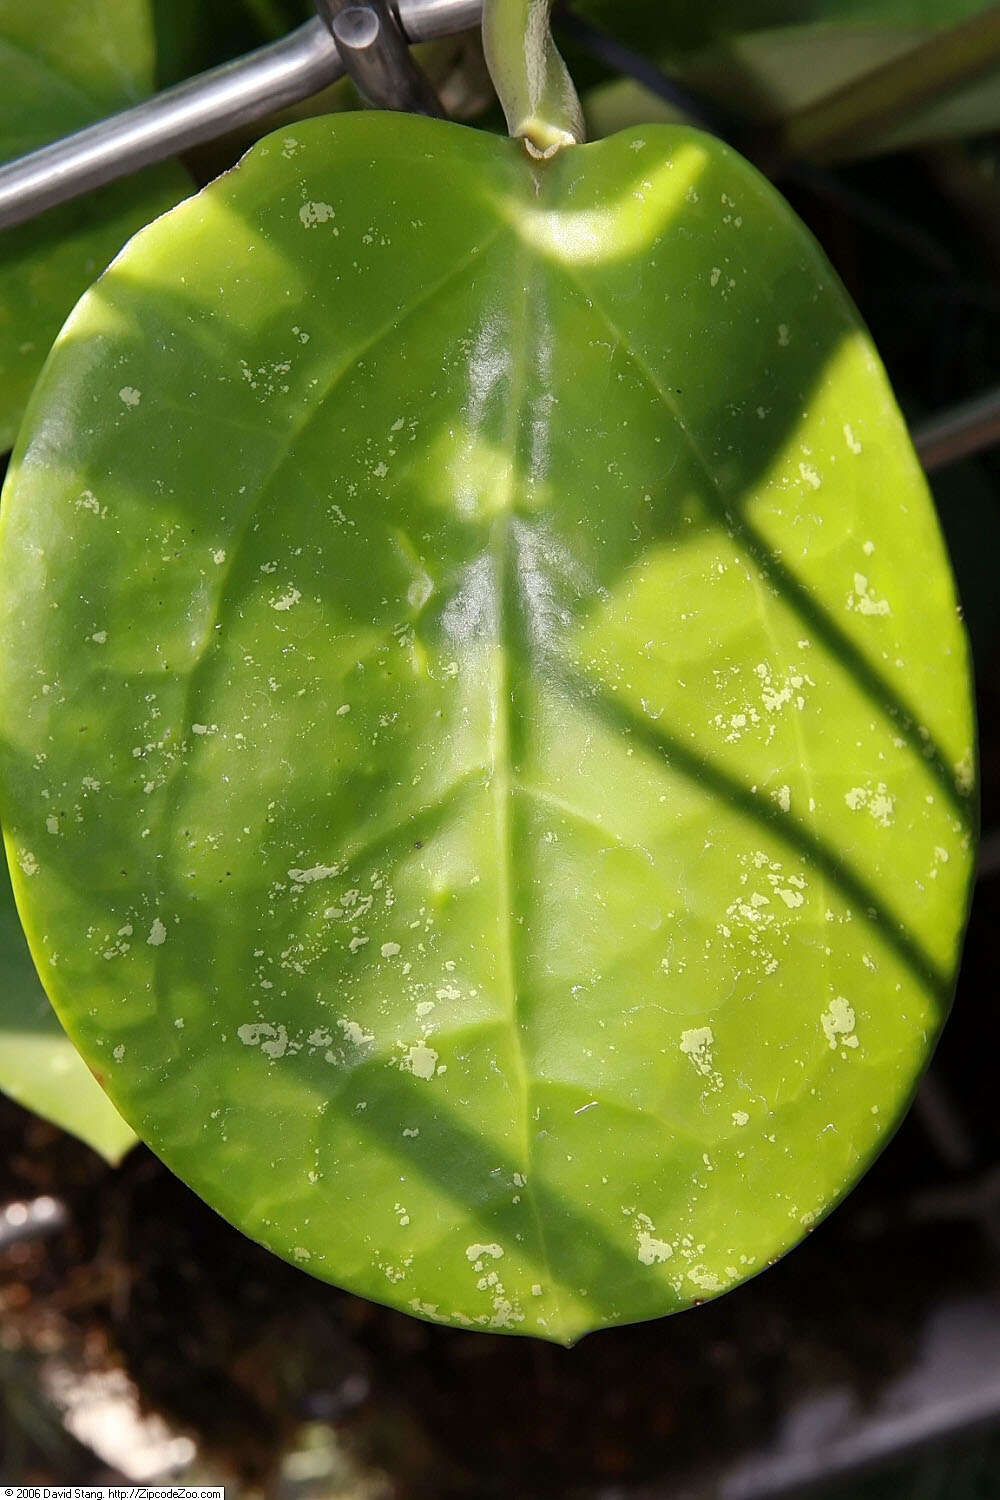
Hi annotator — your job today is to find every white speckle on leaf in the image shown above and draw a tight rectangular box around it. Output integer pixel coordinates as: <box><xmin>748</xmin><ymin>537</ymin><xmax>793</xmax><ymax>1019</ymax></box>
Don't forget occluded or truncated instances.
<box><xmin>119</xmin><ymin>386</ymin><xmax>141</xmax><ymax>407</ymax></box>
<box><xmin>338</xmin><ymin>1017</ymin><xmax>375</xmax><ymax>1047</ymax></box>
<box><xmin>845</xmin><ymin>782</ymin><xmax>895</xmax><ymax>826</ymax></box>
<box><xmin>147</xmin><ymin>918</ymin><xmax>167</xmax><ymax>946</ymax></box>
<box><xmin>271</xmin><ymin>586</ymin><xmax>301</xmax><ymax>611</ymax></box>
<box><xmin>844</xmin><ymin>423</ymin><xmax>862</xmax><ymax>454</ymax></box>
<box><xmin>679</xmin><ymin>1026</ymin><xmax>715</xmax><ymax>1076</ymax></box>
<box><xmin>299</xmin><ymin>200</ymin><xmax>336</xmax><ymax>228</ymax></box>
<box><xmin>848</xmin><ymin>573</ymin><xmax>890</xmax><ymax>616</ymax></box>
<box><xmin>381</xmin><ymin>941</ymin><xmax>400</xmax><ymax>957</ymax></box>
<box><xmin>289</xmin><ymin>864</ymin><xmax>339</xmax><ymax>884</ymax></box>
<box><xmin>821</xmin><ymin>996</ymin><xmax>858</xmax><ymax>1050</ymax></box>
<box><xmin>732</xmin><ymin>1110</ymin><xmax>749</xmax><ymax>1126</ymax></box>
<box><xmin>466</xmin><ymin>1243</ymin><xmax>503</xmax><ymax>1263</ymax></box>
<box><xmin>237</xmin><ymin>1021</ymin><xmax>288</xmax><ymax>1059</ymax></box>
<box><xmin>633</xmin><ymin>1212</ymin><xmax>672</xmax><ymax>1266</ymax></box>
<box><xmin>407</xmin><ymin>575</ymin><xmax>433</xmax><ymax>609</ymax></box>
<box><xmin>401</xmin><ymin>1041</ymin><xmax>439</xmax><ymax>1080</ymax></box>
<box><xmin>113</xmin><ymin>1044</ymin><xmax>125</xmax><ymax>1061</ymax></box>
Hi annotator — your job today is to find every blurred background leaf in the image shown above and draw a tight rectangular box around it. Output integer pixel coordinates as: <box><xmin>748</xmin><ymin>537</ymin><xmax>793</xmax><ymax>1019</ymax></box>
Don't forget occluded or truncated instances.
<box><xmin>0</xmin><ymin>0</ymin><xmax>189</xmax><ymax>452</ymax></box>
<box><xmin>0</xmin><ymin>850</ymin><xmax>134</xmax><ymax>1164</ymax></box>
<box><xmin>570</xmin><ymin>0</ymin><xmax>1000</xmax><ymax>158</ymax></box>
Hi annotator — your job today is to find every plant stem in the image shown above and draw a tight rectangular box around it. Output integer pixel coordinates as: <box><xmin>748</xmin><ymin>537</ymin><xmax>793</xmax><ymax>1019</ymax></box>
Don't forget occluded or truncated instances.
<box><xmin>781</xmin><ymin>2</ymin><xmax>1000</xmax><ymax>162</ymax></box>
<box><xmin>483</xmin><ymin>0</ymin><xmax>584</xmax><ymax>157</ymax></box>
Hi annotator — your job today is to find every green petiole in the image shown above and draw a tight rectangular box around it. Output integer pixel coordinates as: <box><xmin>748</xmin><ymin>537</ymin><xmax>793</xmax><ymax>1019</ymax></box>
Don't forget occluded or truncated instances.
<box><xmin>482</xmin><ymin>0</ymin><xmax>585</xmax><ymax>158</ymax></box>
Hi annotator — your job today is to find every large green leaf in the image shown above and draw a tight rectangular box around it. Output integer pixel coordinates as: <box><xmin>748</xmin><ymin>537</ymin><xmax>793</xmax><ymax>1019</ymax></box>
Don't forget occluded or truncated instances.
<box><xmin>0</xmin><ymin>116</ymin><xmax>974</xmax><ymax>1342</ymax></box>
<box><xmin>151</xmin><ymin>0</ymin><xmax>313</xmax><ymax>89</ymax></box>
<box><xmin>0</xmin><ymin>0</ymin><xmax>189</xmax><ymax>452</ymax></box>
<box><xmin>0</xmin><ymin>849</ymin><xmax>135</xmax><ymax>1163</ymax></box>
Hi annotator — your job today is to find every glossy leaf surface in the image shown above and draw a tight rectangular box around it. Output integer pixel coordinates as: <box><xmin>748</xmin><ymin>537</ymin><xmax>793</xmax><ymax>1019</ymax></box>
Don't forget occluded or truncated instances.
<box><xmin>0</xmin><ymin>0</ymin><xmax>188</xmax><ymax>451</ymax></box>
<box><xmin>0</xmin><ymin>852</ymin><xmax>135</xmax><ymax>1162</ymax></box>
<box><xmin>0</xmin><ymin>116</ymin><xmax>974</xmax><ymax>1342</ymax></box>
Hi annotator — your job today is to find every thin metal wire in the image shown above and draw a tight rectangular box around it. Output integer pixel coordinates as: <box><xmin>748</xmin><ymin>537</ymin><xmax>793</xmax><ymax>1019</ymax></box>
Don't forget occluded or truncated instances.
<box><xmin>0</xmin><ymin>0</ymin><xmax>481</xmax><ymax>229</ymax></box>
<box><xmin>555</xmin><ymin>6</ymin><xmax>742</xmax><ymax>141</ymax></box>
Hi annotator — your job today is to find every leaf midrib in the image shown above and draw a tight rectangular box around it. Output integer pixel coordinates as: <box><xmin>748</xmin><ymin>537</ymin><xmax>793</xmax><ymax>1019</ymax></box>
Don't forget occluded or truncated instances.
<box><xmin>487</xmin><ymin>236</ymin><xmax>567</xmax><ymax>1340</ymax></box>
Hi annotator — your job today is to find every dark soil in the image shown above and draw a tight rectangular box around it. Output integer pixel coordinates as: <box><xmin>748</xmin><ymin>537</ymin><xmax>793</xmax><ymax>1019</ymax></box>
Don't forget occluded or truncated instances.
<box><xmin>2</xmin><ymin>988</ymin><xmax>999</xmax><ymax>1499</ymax></box>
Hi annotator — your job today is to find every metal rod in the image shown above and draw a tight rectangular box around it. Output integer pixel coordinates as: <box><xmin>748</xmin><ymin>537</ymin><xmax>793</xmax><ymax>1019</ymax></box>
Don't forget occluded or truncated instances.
<box><xmin>912</xmin><ymin>386</ymin><xmax>1000</xmax><ymax>472</ymax></box>
<box><xmin>0</xmin><ymin>0</ymin><xmax>482</xmax><ymax>230</ymax></box>
<box><xmin>321</xmin><ymin>0</ymin><xmax>445</xmax><ymax>116</ymax></box>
